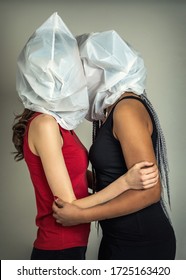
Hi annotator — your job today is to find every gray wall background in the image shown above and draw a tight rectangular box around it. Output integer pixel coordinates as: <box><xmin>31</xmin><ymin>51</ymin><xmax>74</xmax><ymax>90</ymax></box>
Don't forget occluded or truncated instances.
<box><xmin>0</xmin><ymin>0</ymin><xmax>186</xmax><ymax>260</ymax></box>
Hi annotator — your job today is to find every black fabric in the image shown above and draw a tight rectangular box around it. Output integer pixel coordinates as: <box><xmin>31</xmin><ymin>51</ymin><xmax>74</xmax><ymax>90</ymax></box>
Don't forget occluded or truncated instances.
<box><xmin>90</xmin><ymin>96</ymin><xmax>157</xmax><ymax>191</ymax></box>
<box><xmin>31</xmin><ymin>246</ymin><xmax>87</xmax><ymax>260</ymax></box>
<box><xmin>89</xmin><ymin>96</ymin><xmax>176</xmax><ymax>260</ymax></box>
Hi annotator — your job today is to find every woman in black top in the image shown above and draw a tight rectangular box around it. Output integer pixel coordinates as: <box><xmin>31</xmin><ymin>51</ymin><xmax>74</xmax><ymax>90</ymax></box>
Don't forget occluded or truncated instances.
<box><xmin>89</xmin><ymin>94</ymin><xmax>175</xmax><ymax>260</ymax></box>
<box><xmin>53</xmin><ymin>31</ymin><xmax>176</xmax><ymax>260</ymax></box>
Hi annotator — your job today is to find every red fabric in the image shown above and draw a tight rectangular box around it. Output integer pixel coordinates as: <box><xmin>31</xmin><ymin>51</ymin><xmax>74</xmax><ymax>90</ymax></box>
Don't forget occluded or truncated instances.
<box><xmin>23</xmin><ymin>113</ymin><xmax>90</xmax><ymax>250</ymax></box>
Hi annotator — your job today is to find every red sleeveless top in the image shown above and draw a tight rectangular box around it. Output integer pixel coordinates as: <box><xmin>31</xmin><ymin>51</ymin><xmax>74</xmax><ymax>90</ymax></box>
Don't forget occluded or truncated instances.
<box><xmin>23</xmin><ymin>113</ymin><xmax>90</xmax><ymax>250</ymax></box>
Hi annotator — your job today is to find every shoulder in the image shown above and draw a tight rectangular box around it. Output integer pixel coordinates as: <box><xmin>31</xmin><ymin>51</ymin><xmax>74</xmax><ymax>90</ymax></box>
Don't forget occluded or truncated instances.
<box><xmin>29</xmin><ymin>114</ymin><xmax>63</xmax><ymax>152</ymax></box>
<box><xmin>113</xmin><ymin>97</ymin><xmax>153</xmax><ymax>136</ymax></box>
<box><xmin>30</xmin><ymin>113</ymin><xmax>60</xmax><ymax>136</ymax></box>
<box><xmin>113</xmin><ymin>97</ymin><xmax>147</xmax><ymax>123</ymax></box>
<box><xmin>31</xmin><ymin>113</ymin><xmax>57</xmax><ymax>125</ymax></box>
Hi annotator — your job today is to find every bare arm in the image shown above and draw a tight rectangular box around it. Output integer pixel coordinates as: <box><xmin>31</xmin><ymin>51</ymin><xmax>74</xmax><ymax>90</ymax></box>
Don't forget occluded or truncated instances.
<box><xmin>30</xmin><ymin>114</ymin><xmax>76</xmax><ymax>202</ymax></box>
<box><xmin>82</xmin><ymin>97</ymin><xmax>161</xmax><ymax>220</ymax></box>
<box><xmin>53</xmin><ymin>96</ymin><xmax>162</xmax><ymax>225</ymax></box>
<box><xmin>73</xmin><ymin>161</ymin><xmax>158</xmax><ymax>208</ymax></box>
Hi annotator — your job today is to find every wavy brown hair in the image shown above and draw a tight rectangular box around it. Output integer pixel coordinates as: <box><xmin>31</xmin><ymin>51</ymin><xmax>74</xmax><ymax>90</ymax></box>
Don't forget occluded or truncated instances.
<box><xmin>12</xmin><ymin>109</ymin><xmax>35</xmax><ymax>161</ymax></box>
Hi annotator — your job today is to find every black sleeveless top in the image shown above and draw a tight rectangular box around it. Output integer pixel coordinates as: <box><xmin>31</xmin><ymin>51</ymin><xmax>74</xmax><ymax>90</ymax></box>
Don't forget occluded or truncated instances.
<box><xmin>89</xmin><ymin>96</ymin><xmax>157</xmax><ymax>192</ymax></box>
<box><xmin>89</xmin><ymin>97</ymin><xmax>175</xmax><ymax>250</ymax></box>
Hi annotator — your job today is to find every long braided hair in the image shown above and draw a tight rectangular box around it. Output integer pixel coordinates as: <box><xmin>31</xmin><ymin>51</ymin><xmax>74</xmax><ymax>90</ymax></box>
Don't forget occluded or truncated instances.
<box><xmin>141</xmin><ymin>93</ymin><xmax>171</xmax><ymax>219</ymax></box>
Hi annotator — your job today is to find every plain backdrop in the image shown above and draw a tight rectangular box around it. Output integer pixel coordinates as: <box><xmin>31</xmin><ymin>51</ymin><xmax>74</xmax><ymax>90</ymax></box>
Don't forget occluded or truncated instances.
<box><xmin>0</xmin><ymin>0</ymin><xmax>186</xmax><ymax>260</ymax></box>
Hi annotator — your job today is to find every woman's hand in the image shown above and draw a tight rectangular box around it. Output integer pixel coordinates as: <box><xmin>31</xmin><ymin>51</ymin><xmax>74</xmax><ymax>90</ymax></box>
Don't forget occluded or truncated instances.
<box><xmin>52</xmin><ymin>199</ymin><xmax>85</xmax><ymax>226</ymax></box>
<box><xmin>124</xmin><ymin>161</ymin><xmax>159</xmax><ymax>190</ymax></box>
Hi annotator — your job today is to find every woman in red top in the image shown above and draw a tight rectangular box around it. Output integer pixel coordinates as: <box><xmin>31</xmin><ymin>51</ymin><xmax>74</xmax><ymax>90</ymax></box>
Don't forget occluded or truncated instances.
<box><xmin>13</xmin><ymin>108</ymin><xmax>157</xmax><ymax>260</ymax></box>
<box><xmin>12</xmin><ymin>14</ymin><xmax>158</xmax><ymax>260</ymax></box>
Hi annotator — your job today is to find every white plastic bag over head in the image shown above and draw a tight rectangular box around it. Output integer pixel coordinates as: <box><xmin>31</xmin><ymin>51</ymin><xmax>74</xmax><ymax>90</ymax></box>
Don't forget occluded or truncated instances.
<box><xmin>16</xmin><ymin>12</ymin><xmax>89</xmax><ymax>130</ymax></box>
<box><xmin>77</xmin><ymin>30</ymin><xmax>146</xmax><ymax>121</ymax></box>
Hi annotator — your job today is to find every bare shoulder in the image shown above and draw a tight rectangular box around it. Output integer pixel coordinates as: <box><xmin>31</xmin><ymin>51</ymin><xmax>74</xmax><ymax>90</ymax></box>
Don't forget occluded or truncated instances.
<box><xmin>30</xmin><ymin>114</ymin><xmax>59</xmax><ymax>135</ymax></box>
<box><xmin>29</xmin><ymin>114</ymin><xmax>63</xmax><ymax>154</ymax></box>
<box><xmin>31</xmin><ymin>113</ymin><xmax>57</xmax><ymax>125</ymax></box>
<box><xmin>113</xmin><ymin>97</ymin><xmax>147</xmax><ymax>121</ymax></box>
<box><xmin>113</xmin><ymin>97</ymin><xmax>153</xmax><ymax>135</ymax></box>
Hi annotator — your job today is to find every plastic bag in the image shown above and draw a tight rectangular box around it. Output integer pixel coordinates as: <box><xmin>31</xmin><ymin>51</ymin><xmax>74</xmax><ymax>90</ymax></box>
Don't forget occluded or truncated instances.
<box><xmin>16</xmin><ymin>12</ymin><xmax>89</xmax><ymax>130</ymax></box>
<box><xmin>77</xmin><ymin>30</ymin><xmax>146</xmax><ymax>121</ymax></box>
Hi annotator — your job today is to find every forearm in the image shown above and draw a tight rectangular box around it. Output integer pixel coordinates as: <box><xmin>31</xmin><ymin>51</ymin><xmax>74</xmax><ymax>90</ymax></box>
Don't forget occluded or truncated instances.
<box><xmin>73</xmin><ymin>174</ymin><xmax>130</xmax><ymax>208</ymax></box>
<box><xmin>73</xmin><ymin>162</ymin><xmax>158</xmax><ymax>209</ymax></box>
<box><xmin>80</xmin><ymin>185</ymin><xmax>161</xmax><ymax>223</ymax></box>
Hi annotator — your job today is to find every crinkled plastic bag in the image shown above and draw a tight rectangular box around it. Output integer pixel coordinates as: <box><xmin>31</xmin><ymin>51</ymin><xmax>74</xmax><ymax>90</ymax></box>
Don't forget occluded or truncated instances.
<box><xmin>77</xmin><ymin>30</ymin><xmax>146</xmax><ymax>121</ymax></box>
<box><xmin>16</xmin><ymin>12</ymin><xmax>89</xmax><ymax>130</ymax></box>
